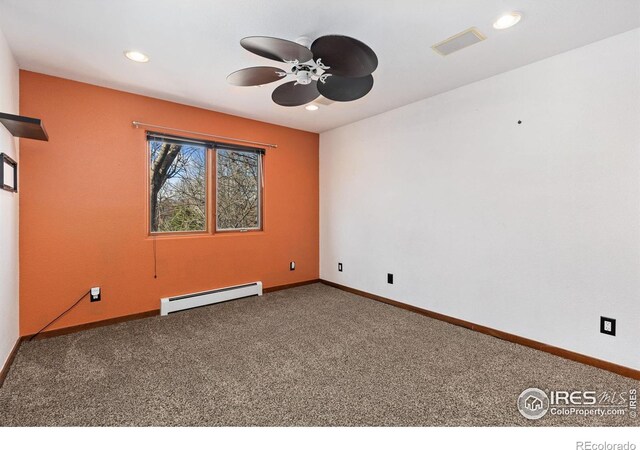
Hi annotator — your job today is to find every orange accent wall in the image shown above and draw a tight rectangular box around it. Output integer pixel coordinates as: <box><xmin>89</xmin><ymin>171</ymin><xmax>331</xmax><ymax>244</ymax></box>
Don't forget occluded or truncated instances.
<box><xmin>19</xmin><ymin>71</ymin><xmax>319</xmax><ymax>336</ymax></box>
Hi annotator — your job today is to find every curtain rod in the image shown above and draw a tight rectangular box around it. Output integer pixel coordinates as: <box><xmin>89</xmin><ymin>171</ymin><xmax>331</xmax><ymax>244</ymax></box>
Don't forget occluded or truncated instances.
<box><xmin>131</xmin><ymin>121</ymin><xmax>277</xmax><ymax>149</ymax></box>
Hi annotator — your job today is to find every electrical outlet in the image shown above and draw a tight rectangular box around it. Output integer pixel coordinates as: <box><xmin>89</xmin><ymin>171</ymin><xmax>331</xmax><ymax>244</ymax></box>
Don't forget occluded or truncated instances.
<box><xmin>387</xmin><ymin>273</ymin><xmax>394</xmax><ymax>284</ymax></box>
<box><xmin>338</xmin><ymin>263</ymin><xmax>343</xmax><ymax>272</ymax></box>
<box><xmin>90</xmin><ymin>287</ymin><xmax>101</xmax><ymax>302</ymax></box>
<box><xmin>600</xmin><ymin>316</ymin><xmax>616</xmax><ymax>336</ymax></box>
<box><xmin>290</xmin><ymin>261</ymin><xmax>296</xmax><ymax>271</ymax></box>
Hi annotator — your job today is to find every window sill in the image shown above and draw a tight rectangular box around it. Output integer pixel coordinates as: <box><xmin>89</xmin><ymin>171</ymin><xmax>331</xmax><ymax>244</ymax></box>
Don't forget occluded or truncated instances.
<box><xmin>214</xmin><ymin>230</ymin><xmax>265</xmax><ymax>237</ymax></box>
<box><xmin>146</xmin><ymin>230</ymin><xmax>265</xmax><ymax>240</ymax></box>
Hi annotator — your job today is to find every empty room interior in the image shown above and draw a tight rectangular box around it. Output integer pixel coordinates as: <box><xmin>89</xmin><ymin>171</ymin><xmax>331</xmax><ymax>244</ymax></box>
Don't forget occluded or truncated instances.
<box><xmin>1</xmin><ymin>0</ymin><xmax>640</xmax><ymax>433</ymax></box>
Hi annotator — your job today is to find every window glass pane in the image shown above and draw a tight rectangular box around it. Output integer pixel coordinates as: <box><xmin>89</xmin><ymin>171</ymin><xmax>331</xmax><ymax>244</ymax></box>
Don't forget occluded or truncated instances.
<box><xmin>216</xmin><ymin>148</ymin><xmax>261</xmax><ymax>230</ymax></box>
<box><xmin>149</xmin><ymin>139</ymin><xmax>207</xmax><ymax>233</ymax></box>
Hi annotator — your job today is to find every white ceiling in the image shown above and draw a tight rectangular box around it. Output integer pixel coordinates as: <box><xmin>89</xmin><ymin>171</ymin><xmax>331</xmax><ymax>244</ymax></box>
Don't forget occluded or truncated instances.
<box><xmin>0</xmin><ymin>0</ymin><xmax>638</xmax><ymax>133</ymax></box>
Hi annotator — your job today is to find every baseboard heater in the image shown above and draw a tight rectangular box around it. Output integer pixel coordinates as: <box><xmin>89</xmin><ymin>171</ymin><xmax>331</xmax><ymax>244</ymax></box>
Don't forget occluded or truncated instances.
<box><xmin>160</xmin><ymin>281</ymin><xmax>263</xmax><ymax>316</ymax></box>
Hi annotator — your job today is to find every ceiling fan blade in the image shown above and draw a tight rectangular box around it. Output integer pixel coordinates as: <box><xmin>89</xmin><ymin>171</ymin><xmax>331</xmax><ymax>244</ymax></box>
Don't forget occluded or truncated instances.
<box><xmin>241</xmin><ymin>36</ymin><xmax>314</xmax><ymax>63</ymax></box>
<box><xmin>272</xmin><ymin>80</ymin><xmax>320</xmax><ymax>107</ymax></box>
<box><xmin>311</xmin><ymin>35</ymin><xmax>378</xmax><ymax>77</ymax></box>
<box><xmin>317</xmin><ymin>74</ymin><xmax>374</xmax><ymax>102</ymax></box>
<box><xmin>227</xmin><ymin>66</ymin><xmax>284</xmax><ymax>86</ymax></box>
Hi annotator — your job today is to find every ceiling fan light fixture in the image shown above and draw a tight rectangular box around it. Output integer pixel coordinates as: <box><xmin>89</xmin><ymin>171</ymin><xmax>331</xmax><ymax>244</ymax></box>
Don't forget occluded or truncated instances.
<box><xmin>230</xmin><ymin>34</ymin><xmax>378</xmax><ymax>106</ymax></box>
<box><xmin>124</xmin><ymin>50</ymin><xmax>150</xmax><ymax>63</ymax></box>
<box><xmin>493</xmin><ymin>12</ymin><xmax>522</xmax><ymax>30</ymax></box>
<box><xmin>305</xmin><ymin>104</ymin><xmax>319</xmax><ymax>111</ymax></box>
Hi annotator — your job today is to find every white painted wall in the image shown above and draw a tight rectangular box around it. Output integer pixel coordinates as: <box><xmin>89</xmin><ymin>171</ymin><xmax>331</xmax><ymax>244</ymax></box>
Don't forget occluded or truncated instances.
<box><xmin>320</xmin><ymin>29</ymin><xmax>640</xmax><ymax>370</ymax></box>
<box><xmin>0</xmin><ymin>25</ymin><xmax>19</xmax><ymax>370</ymax></box>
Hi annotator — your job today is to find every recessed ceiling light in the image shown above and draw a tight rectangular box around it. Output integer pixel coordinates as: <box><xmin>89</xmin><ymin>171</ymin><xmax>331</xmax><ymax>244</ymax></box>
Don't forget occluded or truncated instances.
<box><xmin>124</xmin><ymin>50</ymin><xmax>149</xmax><ymax>63</ymax></box>
<box><xmin>305</xmin><ymin>104</ymin><xmax>319</xmax><ymax>111</ymax></box>
<box><xmin>493</xmin><ymin>12</ymin><xmax>522</xmax><ymax>30</ymax></box>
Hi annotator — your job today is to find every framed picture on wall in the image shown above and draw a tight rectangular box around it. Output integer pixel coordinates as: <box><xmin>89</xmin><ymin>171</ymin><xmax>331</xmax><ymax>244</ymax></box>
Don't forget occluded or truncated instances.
<box><xmin>0</xmin><ymin>153</ymin><xmax>17</xmax><ymax>193</ymax></box>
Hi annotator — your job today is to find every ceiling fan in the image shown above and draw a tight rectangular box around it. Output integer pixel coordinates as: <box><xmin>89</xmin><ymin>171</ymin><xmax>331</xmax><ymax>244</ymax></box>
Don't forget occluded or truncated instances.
<box><xmin>227</xmin><ymin>35</ymin><xmax>378</xmax><ymax>107</ymax></box>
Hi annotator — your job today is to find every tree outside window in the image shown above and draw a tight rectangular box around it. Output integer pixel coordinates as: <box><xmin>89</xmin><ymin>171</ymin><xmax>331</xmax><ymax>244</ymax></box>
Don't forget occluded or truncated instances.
<box><xmin>148</xmin><ymin>135</ymin><xmax>263</xmax><ymax>234</ymax></box>
<box><xmin>149</xmin><ymin>139</ymin><xmax>207</xmax><ymax>233</ymax></box>
<box><xmin>216</xmin><ymin>148</ymin><xmax>261</xmax><ymax>231</ymax></box>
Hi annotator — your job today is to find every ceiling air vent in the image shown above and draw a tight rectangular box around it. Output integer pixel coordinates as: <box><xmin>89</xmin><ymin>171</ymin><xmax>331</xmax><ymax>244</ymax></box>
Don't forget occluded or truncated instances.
<box><xmin>432</xmin><ymin>27</ymin><xmax>486</xmax><ymax>56</ymax></box>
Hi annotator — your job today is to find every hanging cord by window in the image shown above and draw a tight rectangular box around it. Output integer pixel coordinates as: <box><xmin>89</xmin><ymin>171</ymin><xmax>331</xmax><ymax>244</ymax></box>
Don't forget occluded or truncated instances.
<box><xmin>28</xmin><ymin>290</ymin><xmax>90</xmax><ymax>341</ymax></box>
<box><xmin>153</xmin><ymin>235</ymin><xmax>158</xmax><ymax>279</ymax></box>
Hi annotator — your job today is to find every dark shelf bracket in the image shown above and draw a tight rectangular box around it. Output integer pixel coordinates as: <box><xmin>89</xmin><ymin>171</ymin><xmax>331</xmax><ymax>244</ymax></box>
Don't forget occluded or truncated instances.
<box><xmin>0</xmin><ymin>112</ymin><xmax>48</xmax><ymax>141</ymax></box>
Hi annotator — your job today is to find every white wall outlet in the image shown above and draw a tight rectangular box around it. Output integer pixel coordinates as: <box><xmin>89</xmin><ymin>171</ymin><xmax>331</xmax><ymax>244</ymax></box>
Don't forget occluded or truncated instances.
<box><xmin>600</xmin><ymin>316</ymin><xmax>616</xmax><ymax>336</ymax></box>
<box><xmin>90</xmin><ymin>287</ymin><xmax>101</xmax><ymax>302</ymax></box>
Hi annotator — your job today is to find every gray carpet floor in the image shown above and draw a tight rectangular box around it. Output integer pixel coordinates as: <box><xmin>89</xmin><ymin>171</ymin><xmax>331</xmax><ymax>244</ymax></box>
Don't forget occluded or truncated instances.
<box><xmin>0</xmin><ymin>283</ymin><xmax>637</xmax><ymax>426</ymax></box>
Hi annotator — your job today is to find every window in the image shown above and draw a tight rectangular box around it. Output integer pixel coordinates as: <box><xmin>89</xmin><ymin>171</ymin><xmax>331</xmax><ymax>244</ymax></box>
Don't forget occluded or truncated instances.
<box><xmin>216</xmin><ymin>147</ymin><xmax>262</xmax><ymax>231</ymax></box>
<box><xmin>148</xmin><ymin>132</ymin><xmax>263</xmax><ymax>234</ymax></box>
<box><xmin>149</xmin><ymin>135</ymin><xmax>207</xmax><ymax>233</ymax></box>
